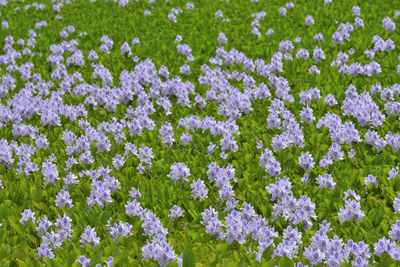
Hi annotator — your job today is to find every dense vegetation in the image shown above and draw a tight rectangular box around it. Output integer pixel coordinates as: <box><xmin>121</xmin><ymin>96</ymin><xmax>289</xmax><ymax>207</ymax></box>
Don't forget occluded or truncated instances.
<box><xmin>1</xmin><ymin>0</ymin><xmax>400</xmax><ymax>266</ymax></box>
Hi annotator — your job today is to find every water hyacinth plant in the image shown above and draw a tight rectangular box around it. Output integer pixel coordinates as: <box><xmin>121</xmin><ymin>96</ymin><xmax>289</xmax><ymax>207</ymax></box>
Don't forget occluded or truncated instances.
<box><xmin>1</xmin><ymin>0</ymin><xmax>400</xmax><ymax>266</ymax></box>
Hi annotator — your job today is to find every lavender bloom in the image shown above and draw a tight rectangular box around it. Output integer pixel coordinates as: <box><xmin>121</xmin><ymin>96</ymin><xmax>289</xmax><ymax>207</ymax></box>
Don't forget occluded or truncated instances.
<box><xmin>298</xmin><ymin>152</ymin><xmax>315</xmax><ymax>172</ymax></box>
<box><xmin>305</xmin><ymin>15</ymin><xmax>315</xmax><ymax>25</ymax></box>
<box><xmin>180</xmin><ymin>64</ymin><xmax>191</xmax><ymax>76</ymax></box>
<box><xmin>2</xmin><ymin>21</ymin><xmax>9</xmax><ymax>29</ymax></box>
<box><xmin>386</xmin><ymin>132</ymin><xmax>400</xmax><ymax>152</ymax></box>
<box><xmin>355</xmin><ymin>17</ymin><xmax>365</xmax><ymax>28</ymax></box>
<box><xmin>190</xmin><ymin>178</ymin><xmax>208</xmax><ymax>200</ymax></box>
<box><xmin>36</xmin><ymin>216</ymin><xmax>53</xmax><ymax>236</ymax></box>
<box><xmin>279</xmin><ymin>40</ymin><xmax>294</xmax><ymax>52</ymax></box>
<box><xmin>186</xmin><ymin>2</ymin><xmax>194</xmax><ymax>10</ymax></box>
<box><xmin>365</xmin><ymin>174</ymin><xmax>378</xmax><ymax>190</ymax></box>
<box><xmin>218</xmin><ymin>32</ymin><xmax>227</xmax><ymax>45</ymax></box>
<box><xmin>313</xmin><ymin>47</ymin><xmax>325</xmax><ymax>63</ymax></box>
<box><xmin>383</xmin><ymin>17</ymin><xmax>396</xmax><ymax>32</ymax></box>
<box><xmin>294</xmin><ymin>36</ymin><xmax>301</xmax><ymax>43</ymax></box>
<box><xmin>348</xmin><ymin>149</ymin><xmax>356</xmax><ymax>159</ymax></box>
<box><xmin>301</xmin><ymin>173</ymin><xmax>309</xmax><ymax>184</ymax></box>
<box><xmin>389</xmin><ymin>220</ymin><xmax>400</xmax><ymax>242</ymax></box>
<box><xmin>266</xmin><ymin>176</ymin><xmax>292</xmax><ymax>201</ymax></box>
<box><xmin>266</xmin><ymin>28</ymin><xmax>274</xmax><ymax>35</ymax></box>
<box><xmin>128</xmin><ymin>187</ymin><xmax>141</xmax><ymax>200</ymax></box>
<box><xmin>20</xmin><ymin>209</ymin><xmax>36</xmax><ymax>225</ymax></box>
<box><xmin>42</xmin><ymin>159</ymin><xmax>59</xmax><ymax>186</ymax></box>
<box><xmin>167</xmin><ymin>162</ymin><xmax>190</xmax><ymax>184</ymax></box>
<box><xmin>215</xmin><ymin>10</ymin><xmax>224</xmax><ymax>19</ymax></box>
<box><xmin>37</xmin><ymin>244</ymin><xmax>54</xmax><ymax>259</ymax></box>
<box><xmin>388</xmin><ymin>168</ymin><xmax>399</xmax><ymax>180</ymax></box>
<box><xmin>112</xmin><ymin>154</ymin><xmax>125</xmax><ymax>170</ymax></box>
<box><xmin>80</xmin><ymin>226</ymin><xmax>100</xmax><ymax>248</ymax></box>
<box><xmin>314</xmin><ymin>33</ymin><xmax>323</xmax><ymax>42</ymax></box>
<box><xmin>159</xmin><ymin>121</ymin><xmax>175</xmax><ymax>147</ymax></box>
<box><xmin>353</xmin><ymin>5</ymin><xmax>361</xmax><ymax>16</ymax></box>
<box><xmin>316</xmin><ymin>173</ymin><xmax>336</xmax><ymax>189</ymax></box>
<box><xmin>35</xmin><ymin>134</ymin><xmax>49</xmax><ymax>150</ymax></box>
<box><xmin>338</xmin><ymin>190</ymin><xmax>365</xmax><ymax>223</ymax></box>
<box><xmin>319</xmin><ymin>155</ymin><xmax>333</xmax><ymax>169</ymax></box>
<box><xmin>121</xmin><ymin>42</ymin><xmax>132</xmax><ymax>57</ymax></box>
<box><xmin>207</xmin><ymin>142</ymin><xmax>216</xmax><ymax>156</ymax></box>
<box><xmin>300</xmin><ymin>106</ymin><xmax>315</xmax><ymax>123</ymax></box>
<box><xmin>327</xmin><ymin>143</ymin><xmax>344</xmax><ymax>161</ymax></box>
<box><xmin>169</xmin><ymin>205</ymin><xmax>184</xmax><ymax>219</ymax></box>
<box><xmin>308</xmin><ymin>65</ymin><xmax>320</xmax><ymax>74</ymax></box>
<box><xmin>279</xmin><ymin>7</ymin><xmax>287</xmax><ymax>16</ymax></box>
<box><xmin>55</xmin><ymin>189</ymin><xmax>73</xmax><ymax>209</ymax></box>
<box><xmin>373</xmin><ymin>237</ymin><xmax>397</xmax><ymax>258</ymax></box>
<box><xmin>394</xmin><ymin>194</ymin><xmax>400</xmax><ymax>214</ymax></box>
<box><xmin>107</xmin><ymin>220</ymin><xmax>133</xmax><ymax>243</ymax></box>
<box><xmin>142</xmin><ymin>240</ymin><xmax>178</xmax><ymax>266</ymax></box>
<box><xmin>200</xmin><ymin>206</ymin><xmax>225</xmax><ymax>240</ymax></box>
<box><xmin>63</xmin><ymin>172</ymin><xmax>79</xmax><ymax>190</ymax></box>
<box><xmin>296</xmin><ymin>48</ymin><xmax>309</xmax><ymax>60</ymax></box>
<box><xmin>324</xmin><ymin>94</ymin><xmax>337</xmax><ymax>106</ymax></box>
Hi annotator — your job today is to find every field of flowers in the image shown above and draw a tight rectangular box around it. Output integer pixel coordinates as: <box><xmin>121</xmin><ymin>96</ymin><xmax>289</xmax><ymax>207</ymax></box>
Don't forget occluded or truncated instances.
<box><xmin>1</xmin><ymin>0</ymin><xmax>400</xmax><ymax>266</ymax></box>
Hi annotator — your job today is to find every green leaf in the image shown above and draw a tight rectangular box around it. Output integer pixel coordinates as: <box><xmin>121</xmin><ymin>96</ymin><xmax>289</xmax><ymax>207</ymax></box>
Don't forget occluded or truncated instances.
<box><xmin>278</xmin><ymin>256</ymin><xmax>293</xmax><ymax>267</ymax></box>
<box><xmin>377</xmin><ymin>252</ymin><xmax>395</xmax><ymax>267</ymax></box>
<box><xmin>182</xmin><ymin>248</ymin><xmax>196</xmax><ymax>267</ymax></box>
<box><xmin>261</xmin><ymin>245</ymin><xmax>274</xmax><ymax>261</ymax></box>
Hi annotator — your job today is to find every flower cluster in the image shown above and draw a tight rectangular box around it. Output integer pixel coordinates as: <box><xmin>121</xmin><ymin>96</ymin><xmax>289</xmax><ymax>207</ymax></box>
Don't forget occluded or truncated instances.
<box><xmin>338</xmin><ymin>189</ymin><xmax>365</xmax><ymax>223</ymax></box>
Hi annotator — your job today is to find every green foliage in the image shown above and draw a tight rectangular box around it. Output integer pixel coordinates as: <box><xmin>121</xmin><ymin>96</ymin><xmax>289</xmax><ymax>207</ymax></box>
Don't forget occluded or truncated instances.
<box><xmin>1</xmin><ymin>0</ymin><xmax>400</xmax><ymax>265</ymax></box>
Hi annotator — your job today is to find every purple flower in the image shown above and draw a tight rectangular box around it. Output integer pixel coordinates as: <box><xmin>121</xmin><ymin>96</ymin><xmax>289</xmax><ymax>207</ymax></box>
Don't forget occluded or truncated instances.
<box><xmin>353</xmin><ymin>5</ymin><xmax>361</xmax><ymax>16</ymax></box>
<box><xmin>186</xmin><ymin>2</ymin><xmax>194</xmax><ymax>10</ymax></box>
<box><xmin>383</xmin><ymin>17</ymin><xmax>396</xmax><ymax>32</ymax></box>
<box><xmin>298</xmin><ymin>152</ymin><xmax>315</xmax><ymax>172</ymax></box>
<box><xmin>313</xmin><ymin>47</ymin><xmax>325</xmax><ymax>63</ymax></box>
<box><xmin>324</xmin><ymin>94</ymin><xmax>337</xmax><ymax>106</ymax></box>
<box><xmin>76</xmin><ymin>255</ymin><xmax>91</xmax><ymax>266</ymax></box>
<box><xmin>190</xmin><ymin>178</ymin><xmax>208</xmax><ymax>200</ymax></box>
<box><xmin>218</xmin><ymin>32</ymin><xmax>227</xmax><ymax>45</ymax></box>
<box><xmin>20</xmin><ymin>209</ymin><xmax>36</xmax><ymax>225</ymax></box>
<box><xmin>365</xmin><ymin>174</ymin><xmax>378</xmax><ymax>190</ymax></box>
<box><xmin>132</xmin><ymin>37</ymin><xmax>140</xmax><ymax>45</ymax></box>
<box><xmin>316</xmin><ymin>173</ymin><xmax>336</xmax><ymax>189</ymax></box>
<box><xmin>300</xmin><ymin>106</ymin><xmax>315</xmax><ymax>123</ymax></box>
<box><xmin>389</xmin><ymin>220</ymin><xmax>400</xmax><ymax>242</ymax></box>
<box><xmin>80</xmin><ymin>225</ymin><xmax>100</xmax><ymax>248</ymax></box>
<box><xmin>55</xmin><ymin>189</ymin><xmax>73</xmax><ymax>209</ymax></box>
<box><xmin>215</xmin><ymin>10</ymin><xmax>224</xmax><ymax>19</ymax></box>
<box><xmin>107</xmin><ymin>220</ymin><xmax>133</xmax><ymax>243</ymax></box>
<box><xmin>314</xmin><ymin>33</ymin><xmax>323</xmax><ymax>42</ymax></box>
<box><xmin>388</xmin><ymin>168</ymin><xmax>399</xmax><ymax>180</ymax></box>
<box><xmin>296</xmin><ymin>48</ymin><xmax>309</xmax><ymax>60</ymax></box>
<box><xmin>327</xmin><ymin>143</ymin><xmax>344</xmax><ymax>161</ymax></box>
<box><xmin>308</xmin><ymin>65</ymin><xmax>320</xmax><ymax>74</ymax></box>
<box><xmin>169</xmin><ymin>205</ymin><xmax>184</xmax><ymax>219</ymax></box>
<box><xmin>348</xmin><ymin>149</ymin><xmax>356</xmax><ymax>159</ymax></box>
<box><xmin>305</xmin><ymin>15</ymin><xmax>315</xmax><ymax>25</ymax></box>
<box><xmin>319</xmin><ymin>155</ymin><xmax>332</xmax><ymax>169</ymax></box>
<box><xmin>159</xmin><ymin>121</ymin><xmax>175</xmax><ymax>147</ymax></box>
<box><xmin>112</xmin><ymin>154</ymin><xmax>125</xmax><ymax>170</ymax></box>
<box><xmin>266</xmin><ymin>28</ymin><xmax>274</xmax><ymax>35</ymax></box>
<box><xmin>167</xmin><ymin>162</ymin><xmax>190</xmax><ymax>184</ymax></box>
<box><xmin>279</xmin><ymin>7</ymin><xmax>287</xmax><ymax>16</ymax></box>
